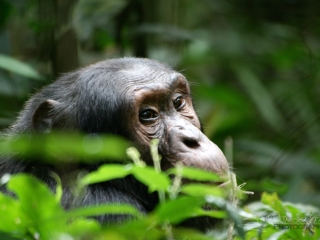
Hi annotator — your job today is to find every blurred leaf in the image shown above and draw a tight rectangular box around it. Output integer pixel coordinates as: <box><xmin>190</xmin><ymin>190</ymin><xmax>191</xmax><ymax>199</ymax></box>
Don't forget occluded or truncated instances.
<box><xmin>193</xmin><ymin>85</ymin><xmax>254</xmax><ymax>136</ymax></box>
<box><xmin>132</xmin><ymin>166</ymin><xmax>171</xmax><ymax>192</ymax></box>
<box><xmin>81</xmin><ymin>164</ymin><xmax>170</xmax><ymax>192</ymax></box>
<box><xmin>268</xmin><ymin>230</ymin><xmax>288</xmax><ymax>240</ymax></box>
<box><xmin>73</xmin><ymin>0</ymin><xmax>128</xmax><ymax>41</ymax></box>
<box><xmin>66</xmin><ymin>204</ymin><xmax>141</xmax><ymax>218</ymax></box>
<box><xmin>89</xmin><ymin>229</ymin><xmax>127</xmax><ymax>240</ymax></box>
<box><xmin>198</xmin><ymin>208</ymin><xmax>227</xmax><ymax>219</ymax></box>
<box><xmin>181</xmin><ymin>184</ymin><xmax>225</xmax><ymax>198</ymax></box>
<box><xmin>50</xmin><ymin>172</ymin><xmax>63</xmax><ymax>202</ymax></box>
<box><xmin>7</xmin><ymin>174</ymin><xmax>65</xmax><ymax>239</ymax></box>
<box><xmin>245</xmin><ymin>178</ymin><xmax>288</xmax><ymax>194</ymax></box>
<box><xmin>167</xmin><ymin>167</ymin><xmax>221</xmax><ymax>182</ymax></box>
<box><xmin>0</xmin><ymin>133</ymin><xmax>131</xmax><ymax>163</ymax></box>
<box><xmin>234</xmin><ymin>66</ymin><xmax>284</xmax><ymax>131</ymax></box>
<box><xmin>107</xmin><ymin>220</ymin><xmax>163</xmax><ymax>240</ymax></box>
<box><xmin>80</xmin><ymin>164</ymin><xmax>132</xmax><ymax>185</ymax></box>
<box><xmin>154</xmin><ymin>196</ymin><xmax>206</xmax><ymax>224</ymax></box>
<box><xmin>261</xmin><ymin>192</ymin><xmax>287</xmax><ymax>217</ymax></box>
<box><xmin>286</xmin><ymin>203</ymin><xmax>320</xmax><ymax>216</ymax></box>
<box><xmin>80</xmin><ymin>164</ymin><xmax>170</xmax><ymax>192</ymax></box>
<box><xmin>7</xmin><ymin>175</ymin><xmax>64</xmax><ymax>219</ymax></box>
<box><xmin>172</xmin><ymin>228</ymin><xmax>214</xmax><ymax>240</ymax></box>
<box><xmin>0</xmin><ymin>54</ymin><xmax>42</xmax><ymax>80</ymax></box>
<box><xmin>270</xmin><ymin>43</ymin><xmax>304</xmax><ymax>69</ymax></box>
<box><xmin>242</xmin><ymin>195</ymin><xmax>320</xmax><ymax>239</ymax></box>
<box><xmin>67</xmin><ymin>218</ymin><xmax>100</xmax><ymax>237</ymax></box>
<box><xmin>0</xmin><ymin>192</ymin><xmax>29</xmax><ymax>234</ymax></box>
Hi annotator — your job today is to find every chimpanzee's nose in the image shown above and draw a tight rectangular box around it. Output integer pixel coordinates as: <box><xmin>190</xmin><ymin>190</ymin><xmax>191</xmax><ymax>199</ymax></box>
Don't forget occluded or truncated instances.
<box><xmin>170</xmin><ymin>124</ymin><xmax>203</xmax><ymax>152</ymax></box>
<box><xmin>183</xmin><ymin>138</ymin><xmax>200</xmax><ymax>149</ymax></box>
<box><xmin>166</xmin><ymin>120</ymin><xmax>229</xmax><ymax>174</ymax></box>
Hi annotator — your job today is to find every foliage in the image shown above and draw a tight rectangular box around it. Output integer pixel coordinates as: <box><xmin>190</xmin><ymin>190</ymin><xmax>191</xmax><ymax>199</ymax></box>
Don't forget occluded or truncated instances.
<box><xmin>0</xmin><ymin>134</ymin><xmax>236</xmax><ymax>240</ymax></box>
<box><xmin>0</xmin><ymin>134</ymin><xmax>319</xmax><ymax>239</ymax></box>
<box><xmin>0</xmin><ymin>133</ymin><xmax>130</xmax><ymax>163</ymax></box>
<box><xmin>0</xmin><ymin>54</ymin><xmax>42</xmax><ymax>80</ymax></box>
<box><xmin>239</xmin><ymin>192</ymin><xmax>320</xmax><ymax>240</ymax></box>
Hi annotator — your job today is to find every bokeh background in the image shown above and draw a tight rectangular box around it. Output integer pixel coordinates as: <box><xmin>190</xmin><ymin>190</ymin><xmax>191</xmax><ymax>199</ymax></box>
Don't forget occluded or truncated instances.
<box><xmin>1</xmin><ymin>0</ymin><xmax>320</xmax><ymax>207</ymax></box>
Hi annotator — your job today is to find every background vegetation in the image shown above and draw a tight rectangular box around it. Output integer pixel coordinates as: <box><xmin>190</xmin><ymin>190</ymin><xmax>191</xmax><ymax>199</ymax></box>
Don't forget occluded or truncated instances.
<box><xmin>1</xmin><ymin>0</ymin><xmax>320</xmax><ymax>239</ymax></box>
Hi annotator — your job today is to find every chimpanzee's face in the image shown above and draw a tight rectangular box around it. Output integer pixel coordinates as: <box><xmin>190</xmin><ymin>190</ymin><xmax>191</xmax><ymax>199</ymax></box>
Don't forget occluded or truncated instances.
<box><xmin>122</xmin><ymin>69</ymin><xmax>228</xmax><ymax>174</ymax></box>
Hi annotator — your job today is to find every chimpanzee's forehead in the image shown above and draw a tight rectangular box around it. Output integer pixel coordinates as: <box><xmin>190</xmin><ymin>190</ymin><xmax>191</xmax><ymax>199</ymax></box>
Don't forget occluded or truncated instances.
<box><xmin>118</xmin><ymin>66</ymin><xmax>186</xmax><ymax>85</ymax></box>
<box><xmin>118</xmin><ymin>71</ymin><xmax>189</xmax><ymax>97</ymax></box>
<box><xmin>82</xmin><ymin>60</ymin><xmax>189</xmax><ymax>98</ymax></box>
<box><xmin>113</xmin><ymin>70</ymin><xmax>189</xmax><ymax>105</ymax></box>
<box><xmin>128</xmin><ymin>74</ymin><xmax>189</xmax><ymax>104</ymax></box>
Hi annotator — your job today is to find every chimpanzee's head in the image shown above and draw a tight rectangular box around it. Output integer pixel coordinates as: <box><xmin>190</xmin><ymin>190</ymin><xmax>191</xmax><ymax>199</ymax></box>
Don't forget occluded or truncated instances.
<box><xmin>16</xmin><ymin>58</ymin><xmax>228</xmax><ymax>174</ymax></box>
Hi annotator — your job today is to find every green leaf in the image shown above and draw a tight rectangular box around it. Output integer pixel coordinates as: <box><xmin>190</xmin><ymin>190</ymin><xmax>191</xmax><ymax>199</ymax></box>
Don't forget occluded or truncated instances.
<box><xmin>80</xmin><ymin>164</ymin><xmax>133</xmax><ymax>185</ymax></box>
<box><xmin>261</xmin><ymin>192</ymin><xmax>287</xmax><ymax>217</ymax></box>
<box><xmin>132</xmin><ymin>166</ymin><xmax>171</xmax><ymax>192</ymax></box>
<box><xmin>80</xmin><ymin>134</ymin><xmax>130</xmax><ymax>160</ymax></box>
<box><xmin>46</xmin><ymin>133</ymin><xmax>130</xmax><ymax>161</ymax></box>
<box><xmin>81</xmin><ymin>164</ymin><xmax>170</xmax><ymax>192</ymax></box>
<box><xmin>198</xmin><ymin>208</ymin><xmax>227</xmax><ymax>219</ymax></box>
<box><xmin>167</xmin><ymin>167</ymin><xmax>221</xmax><ymax>182</ymax></box>
<box><xmin>172</xmin><ymin>228</ymin><xmax>214</xmax><ymax>240</ymax></box>
<box><xmin>67</xmin><ymin>219</ymin><xmax>101</xmax><ymax>238</ymax></box>
<box><xmin>181</xmin><ymin>184</ymin><xmax>225</xmax><ymax>198</ymax></box>
<box><xmin>108</xmin><ymin>220</ymin><xmax>163</xmax><ymax>240</ymax></box>
<box><xmin>154</xmin><ymin>196</ymin><xmax>205</xmax><ymax>224</ymax></box>
<box><xmin>0</xmin><ymin>133</ymin><xmax>131</xmax><ymax>163</ymax></box>
<box><xmin>0</xmin><ymin>192</ymin><xmax>29</xmax><ymax>234</ymax></box>
<box><xmin>268</xmin><ymin>230</ymin><xmax>288</xmax><ymax>240</ymax></box>
<box><xmin>0</xmin><ymin>54</ymin><xmax>42</xmax><ymax>79</ymax></box>
<box><xmin>7</xmin><ymin>174</ymin><xmax>65</xmax><ymax>239</ymax></box>
<box><xmin>66</xmin><ymin>204</ymin><xmax>141</xmax><ymax>218</ymax></box>
<box><xmin>49</xmin><ymin>172</ymin><xmax>63</xmax><ymax>202</ymax></box>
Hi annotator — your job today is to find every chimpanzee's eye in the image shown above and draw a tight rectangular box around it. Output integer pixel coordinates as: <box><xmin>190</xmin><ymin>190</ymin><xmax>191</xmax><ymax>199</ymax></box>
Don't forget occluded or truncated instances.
<box><xmin>173</xmin><ymin>96</ymin><xmax>185</xmax><ymax>110</ymax></box>
<box><xmin>139</xmin><ymin>109</ymin><xmax>159</xmax><ymax>121</ymax></box>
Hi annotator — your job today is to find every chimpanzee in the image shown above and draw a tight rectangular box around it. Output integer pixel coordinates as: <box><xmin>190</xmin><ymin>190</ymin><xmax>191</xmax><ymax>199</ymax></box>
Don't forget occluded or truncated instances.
<box><xmin>0</xmin><ymin>58</ymin><xmax>228</xmax><ymax>231</ymax></box>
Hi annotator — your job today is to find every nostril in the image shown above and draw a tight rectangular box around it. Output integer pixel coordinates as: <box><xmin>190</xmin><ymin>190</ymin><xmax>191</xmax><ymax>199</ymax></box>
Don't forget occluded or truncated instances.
<box><xmin>183</xmin><ymin>139</ymin><xmax>200</xmax><ymax>149</ymax></box>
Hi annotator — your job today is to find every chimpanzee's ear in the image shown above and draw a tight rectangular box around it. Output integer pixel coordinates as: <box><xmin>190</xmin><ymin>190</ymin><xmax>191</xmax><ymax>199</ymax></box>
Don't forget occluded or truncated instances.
<box><xmin>32</xmin><ymin>99</ymin><xmax>60</xmax><ymax>133</ymax></box>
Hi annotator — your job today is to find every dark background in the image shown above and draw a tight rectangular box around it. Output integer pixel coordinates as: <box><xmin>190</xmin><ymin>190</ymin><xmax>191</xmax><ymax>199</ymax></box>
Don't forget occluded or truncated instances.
<box><xmin>1</xmin><ymin>0</ymin><xmax>320</xmax><ymax>207</ymax></box>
